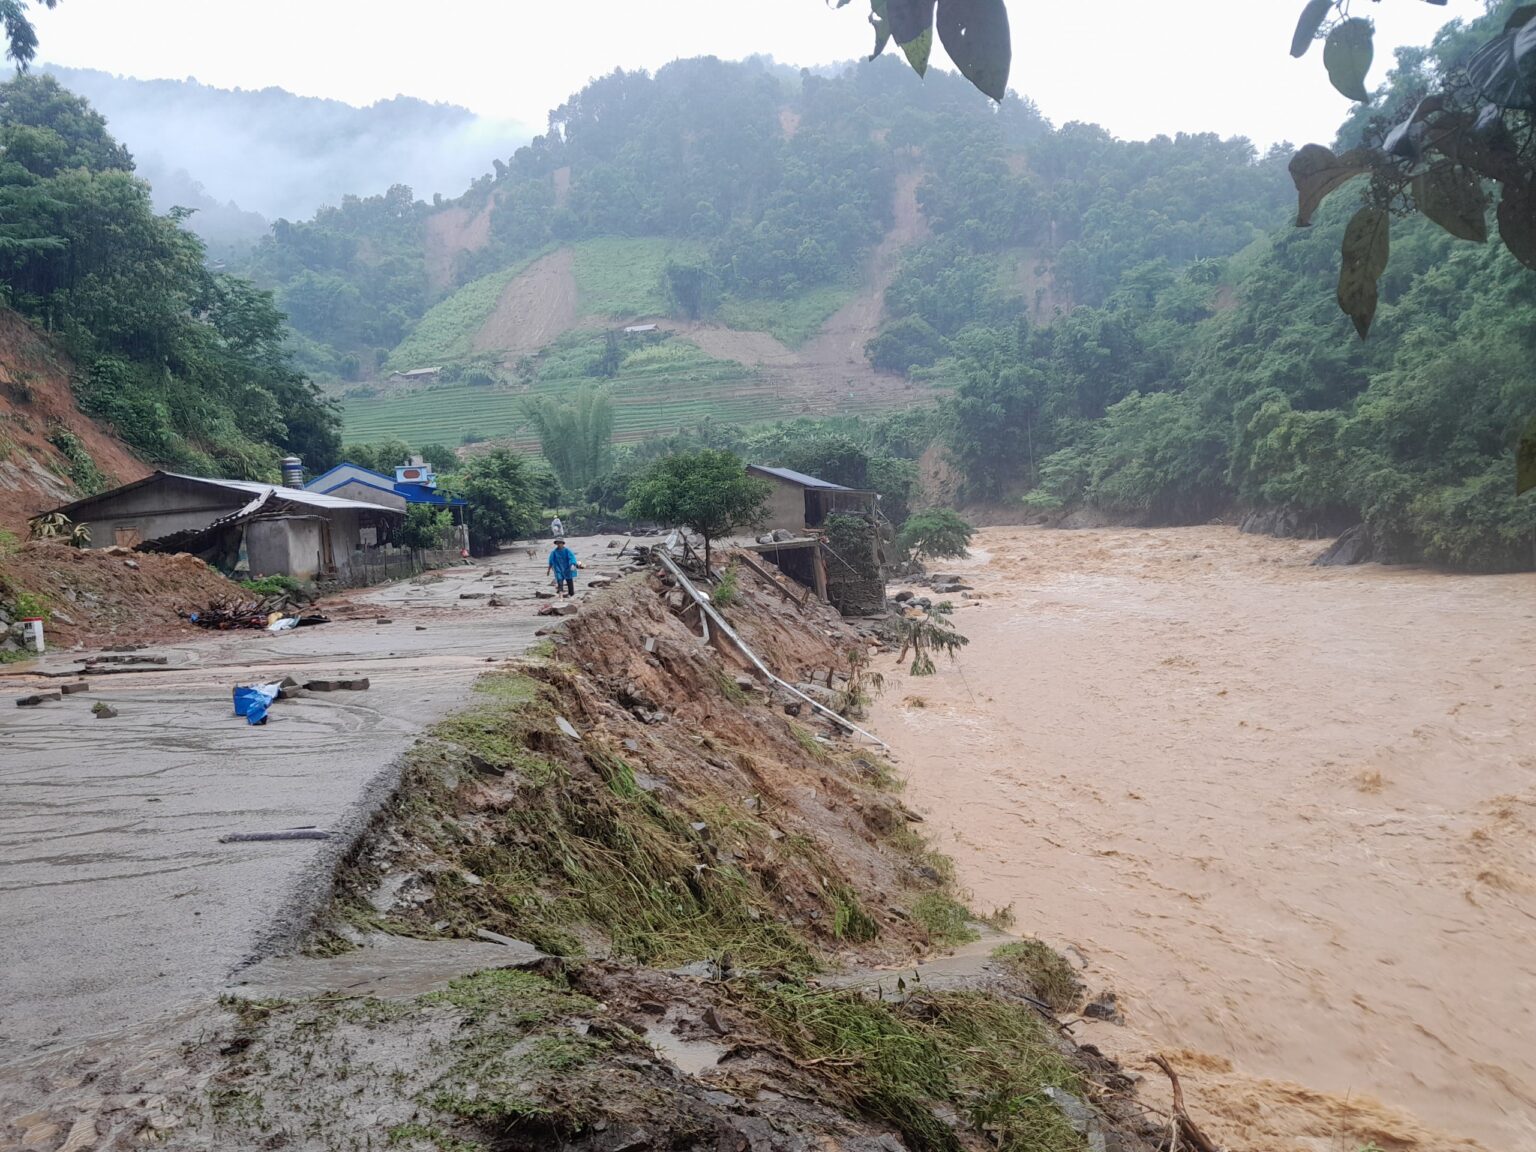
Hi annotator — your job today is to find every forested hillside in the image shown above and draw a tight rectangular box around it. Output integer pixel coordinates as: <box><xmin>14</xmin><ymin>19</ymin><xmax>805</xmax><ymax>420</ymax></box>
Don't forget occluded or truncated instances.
<box><xmin>237</xmin><ymin>17</ymin><xmax>1530</xmax><ymax>568</ymax></box>
<box><xmin>0</xmin><ymin>74</ymin><xmax>340</xmax><ymax>482</ymax></box>
<box><xmin>8</xmin><ymin>0</ymin><xmax>1532</xmax><ymax>569</ymax></box>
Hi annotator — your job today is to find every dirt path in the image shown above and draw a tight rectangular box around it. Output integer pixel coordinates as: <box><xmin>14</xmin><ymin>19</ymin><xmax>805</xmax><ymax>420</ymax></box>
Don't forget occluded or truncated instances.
<box><xmin>870</xmin><ymin>526</ymin><xmax>1536</xmax><ymax>1152</ymax></box>
<box><xmin>472</xmin><ymin>247</ymin><xmax>580</xmax><ymax>357</ymax></box>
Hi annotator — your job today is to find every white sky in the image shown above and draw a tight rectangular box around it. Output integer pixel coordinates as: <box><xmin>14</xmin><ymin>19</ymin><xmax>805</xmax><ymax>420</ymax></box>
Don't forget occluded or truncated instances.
<box><xmin>33</xmin><ymin>0</ymin><xmax>1484</xmax><ymax>145</ymax></box>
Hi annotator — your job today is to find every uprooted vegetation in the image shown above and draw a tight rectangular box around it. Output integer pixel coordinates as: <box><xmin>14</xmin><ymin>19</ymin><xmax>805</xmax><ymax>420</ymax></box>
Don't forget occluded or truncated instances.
<box><xmin>171</xmin><ymin>562</ymin><xmax>1161</xmax><ymax>1152</ymax></box>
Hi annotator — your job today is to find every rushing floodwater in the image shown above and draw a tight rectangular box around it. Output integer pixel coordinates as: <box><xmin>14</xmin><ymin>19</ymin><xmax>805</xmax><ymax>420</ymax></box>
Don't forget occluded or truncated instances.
<box><xmin>871</xmin><ymin>526</ymin><xmax>1536</xmax><ymax>1152</ymax></box>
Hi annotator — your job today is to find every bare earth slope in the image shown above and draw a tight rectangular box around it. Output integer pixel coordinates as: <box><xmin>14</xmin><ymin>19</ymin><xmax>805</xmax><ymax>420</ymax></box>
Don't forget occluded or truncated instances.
<box><xmin>472</xmin><ymin>247</ymin><xmax>580</xmax><ymax>357</ymax></box>
<box><xmin>467</xmin><ymin>169</ymin><xmax>933</xmax><ymax>421</ymax></box>
<box><xmin>872</xmin><ymin>526</ymin><xmax>1536</xmax><ymax>1152</ymax></box>
<box><xmin>0</xmin><ymin>308</ymin><xmax>148</xmax><ymax>534</ymax></box>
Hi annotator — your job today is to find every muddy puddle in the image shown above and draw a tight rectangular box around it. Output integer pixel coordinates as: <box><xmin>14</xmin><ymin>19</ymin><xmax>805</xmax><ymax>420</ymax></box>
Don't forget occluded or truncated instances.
<box><xmin>872</xmin><ymin>525</ymin><xmax>1536</xmax><ymax>1152</ymax></box>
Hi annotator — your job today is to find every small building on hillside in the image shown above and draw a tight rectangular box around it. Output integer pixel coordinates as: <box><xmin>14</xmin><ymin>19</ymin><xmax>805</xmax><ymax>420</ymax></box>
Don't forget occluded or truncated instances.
<box><xmin>47</xmin><ymin>472</ymin><xmax>405</xmax><ymax>581</ymax></box>
<box><xmin>743</xmin><ymin>464</ymin><xmax>886</xmax><ymax>616</ymax></box>
<box><xmin>746</xmin><ymin>465</ymin><xmax>877</xmax><ymax>534</ymax></box>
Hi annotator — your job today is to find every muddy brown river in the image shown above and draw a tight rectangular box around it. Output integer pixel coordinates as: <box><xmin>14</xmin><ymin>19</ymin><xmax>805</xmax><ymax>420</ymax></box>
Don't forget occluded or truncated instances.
<box><xmin>871</xmin><ymin>526</ymin><xmax>1536</xmax><ymax>1152</ymax></box>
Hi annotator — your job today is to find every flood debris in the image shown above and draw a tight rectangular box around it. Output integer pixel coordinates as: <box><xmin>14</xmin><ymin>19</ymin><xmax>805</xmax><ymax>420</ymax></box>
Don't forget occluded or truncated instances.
<box><xmin>15</xmin><ymin>692</ymin><xmax>61</xmax><ymax>706</ymax></box>
<box><xmin>60</xmin><ymin>681</ymin><xmax>90</xmax><ymax>695</ymax></box>
<box><xmin>91</xmin><ymin>702</ymin><xmax>118</xmax><ymax>718</ymax></box>
<box><xmin>219</xmin><ymin>829</ymin><xmax>331</xmax><ymax>843</ymax></box>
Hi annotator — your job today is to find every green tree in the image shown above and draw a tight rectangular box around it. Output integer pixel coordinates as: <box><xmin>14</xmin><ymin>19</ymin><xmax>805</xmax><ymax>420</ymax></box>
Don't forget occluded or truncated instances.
<box><xmin>1</xmin><ymin>0</ymin><xmax>59</xmax><ymax>70</ymax></box>
<box><xmin>398</xmin><ymin>504</ymin><xmax>449</xmax><ymax>555</ymax></box>
<box><xmin>523</xmin><ymin>386</ymin><xmax>615</xmax><ymax>495</ymax></box>
<box><xmin>418</xmin><ymin>443</ymin><xmax>460</xmax><ymax>474</ymax></box>
<box><xmin>624</xmin><ymin>449</ymin><xmax>771</xmax><ymax>569</ymax></box>
<box><xmin>445</xmin><ymin>449</ymin><xmax>541</xmax><ymax>557</ymax></box>
<box><xmin>898</xmin><ymin>510</ymin><xmax>974</xmax><ymax>562</ymax></box>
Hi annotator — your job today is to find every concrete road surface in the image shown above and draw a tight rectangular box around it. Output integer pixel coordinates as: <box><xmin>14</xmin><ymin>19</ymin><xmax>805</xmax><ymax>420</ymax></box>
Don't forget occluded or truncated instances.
<box><xmin>0</xmin><ymin>537</ymin><xmax>629</xmax><ymax>1063</ymax></box>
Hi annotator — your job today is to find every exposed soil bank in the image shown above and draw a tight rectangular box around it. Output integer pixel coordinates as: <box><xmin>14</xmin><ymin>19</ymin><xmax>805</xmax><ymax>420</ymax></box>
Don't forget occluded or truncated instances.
<box><xmin>871</xmin><ymin>525</ymin><xmax>1536</xmax><ymax>1152</ymax></box>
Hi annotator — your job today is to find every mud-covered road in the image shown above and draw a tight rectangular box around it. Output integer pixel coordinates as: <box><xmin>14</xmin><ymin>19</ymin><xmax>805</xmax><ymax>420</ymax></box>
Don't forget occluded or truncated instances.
<box><xmin>0</xmin><ymin>538</ymin><xmax>626</xmax><ymax>1064</ymax></box>
<box><xmin>872</xmin><ymin>526</ymin><xmax>1536</xmax><ymax>1152</ymax></box>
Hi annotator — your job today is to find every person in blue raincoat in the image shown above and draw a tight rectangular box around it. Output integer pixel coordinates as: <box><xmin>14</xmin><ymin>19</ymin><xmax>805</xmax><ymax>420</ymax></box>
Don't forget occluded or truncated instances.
<box><xmin>547</xmin><ymin>538</ymin><xmax>580</xmax><ymax>597</ymax></box>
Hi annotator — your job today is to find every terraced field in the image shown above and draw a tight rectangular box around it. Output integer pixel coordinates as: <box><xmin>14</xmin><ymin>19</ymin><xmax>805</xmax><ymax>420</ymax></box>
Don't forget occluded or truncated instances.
<box><xmin>342</xmin><ymin>329</ymin><xmax>934</xmax><ymax>447</ymax></box>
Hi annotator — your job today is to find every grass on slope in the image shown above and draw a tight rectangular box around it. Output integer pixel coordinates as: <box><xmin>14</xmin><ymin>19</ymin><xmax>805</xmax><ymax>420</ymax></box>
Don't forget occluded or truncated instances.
<box><xmin>343</xmin><ymin>331</ymin><xmax>769</xmax><ymax>447</ymax></box>
<box><xmin>572</xmin><ymin>236</ymin><xmax>854</xmax><ymax>347</ymax></box>
<box><xmin>715</xmin><ymin>283</ymin><xmax>856</xmax><ymax>348</ymax></box>
<box><xmin>387</xmin><ymin>249</ymin><xmax>549</xmax><ymax>371</ymax></box>
<box><xmin>572</xmin><ymin>237</ymin><xmax>706</xmax><ymax>318</ymax></box>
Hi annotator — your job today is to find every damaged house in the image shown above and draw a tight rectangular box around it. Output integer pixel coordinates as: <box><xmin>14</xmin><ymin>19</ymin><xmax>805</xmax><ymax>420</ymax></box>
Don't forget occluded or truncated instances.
<box><xmin>743</xmin><ymin>465</ymin><xmax>886</xmax><ymax>616</ymax></box>
<box><xmin>46</xmin><ymin>471</ymin><xmax>404</xmax><ymax>581</ymax></box>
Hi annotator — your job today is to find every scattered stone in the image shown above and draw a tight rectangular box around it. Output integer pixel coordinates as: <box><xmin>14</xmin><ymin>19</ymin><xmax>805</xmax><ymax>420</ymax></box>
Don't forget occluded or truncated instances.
<box><xmin>416</xmin><ymin>625</ymin><xmax>428</xmax><ymax>631</ymax></box>
<box><xmin>486</xmin><ymin>596</ymin><xmax>506</xmax><ymax>607</ymax></box>
<box><xmin>1082</xmin><ymin>991</ymin><xmax>1124</xmax><ymax>1025</ymax></box>
<box><xmin>534</xmin><ymin>589</ymin><xmax>555</xmax><ymax>599</ymax></box>
<box><xmin>303</xmin><ymin>678</ymin><xmax>369</xmax><ymax>692</ymax></box>
<box><xmin>460</xmin><ymin>592</ymin><xmax>488</xmax><ymax>600</ymax></box>
<box><xmin>123</xmin><ymin>559</ymin><xmax>140</xmax><ymax>569</ymax></box>
<box><xmin>1315</xmin><ymin>523</ymin><xmax>1375</xmax><ymax>566</ymax></box>
<box><xmin>703</xmin><ymin>1005</ymin><xmax>731</xmax><ymax>1035</ymax></box>
<box><xmin>587</xmin><ymin>577</ymin><xmax>612</xmax><ymax>589</ymax></box>
<box><xmin>782</xmin><ymin>701</ymin><xmax>803</xmax><ymax>717</ymax></box>
<box><xmin>552</xmin><ymin>602</ymin><xmax>579</xmax><ymax>616</ymax></box>
<box><xmin>51</xmin><ymin>608</ymin><xmax>77</xmax><ymax>626</ymax></box>
<box><xmin>471</xmin><ymin>930</ymin><xmax>545</xmax><ymax>966</ymax></box>
<box><xmin>795</xmin><ymin>682</ymin><xmax>836</xmax><ymax>706</ymax></box>
<box><xmin>638</xmin><ymin>1001</ymin><xmax>667</xmax><ymax>1016</ymax></box>
<box><xmin>621</xmin><ymin>738</ymin><xmax>639</xmax><ymax>752</ymax></box>
<box><xmin>1042</xmin><ymin>1086</ymin><xmax>1108</xmax><ymax>1152</ymax></box>
<box><xmin>644</xmin><ymin>636</ymin><xmax>657</xmax><ymax>654</ymax></box>
<box><xmin>375</xmin><ymin>617</ymin><xmax>393</xmax><ymax>624</ymax></box>
<box><xmin>556</xmin><ymin>715</ymin><xmax>581</xmax><ymax>740</ymax></box>
<box><xmin>60</xmin><ymin>682</ymin><xmax>90</xmax><ymax>695</ymax></box>
<box><xmin>892</xmin><ymin>590</ymin><xmax>914</xmax><ymax>603</ymax></box>
<box><xmin>810</xmin><ymin>667</ymin><xmax>831</xmax><ymax>686</ymax></box>
<box><xmin>92</xmin><ymin>702</ymin><xmax>119</xmax><ymax>718</ymax></box>
<box><xmin>667</xmin><ymin>590</ymin><xmax>686</xmax><ymax>612</ymax></box>
<box><xmin>16</xmin><ymin>693</ymin><xmax>61</xmax><ymax>707</ymax></box>
<box><xmin>734</xmin><ymin>675</ymin><xmax>756</xmax><ymax>692</ymax></box>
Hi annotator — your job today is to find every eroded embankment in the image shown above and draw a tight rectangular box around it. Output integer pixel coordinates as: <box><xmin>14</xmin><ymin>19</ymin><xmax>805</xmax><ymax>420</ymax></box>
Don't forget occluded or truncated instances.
<box><xmin>36</xmin><ymin>560</ymin><xmax>1170</xmax><ymax>1152</ymax></box>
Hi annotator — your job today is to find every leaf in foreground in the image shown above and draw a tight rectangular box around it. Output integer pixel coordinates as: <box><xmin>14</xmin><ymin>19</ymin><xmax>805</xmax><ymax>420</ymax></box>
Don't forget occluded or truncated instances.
<box><xmin>1497</xmin><ymin>182</ymin><xmax>1536</xmax><ymax>270</ymax></box>
<box><xmin>1337</xmin><ymin>206</ymin><xmax>1390</xmax><ymax>339</ymax></box>
<box><xmin>1412</xmin><ymin>165</ymin><xmax>1489</xmax><ymax>244</ymax></box>
<box><xmin>936</xmin><ymin>0</ymin><xmax>1011</xmax><ymax>101</ymax></box>
<box><xmin>1518</xmin><ymin>415</ymin><xmax>1536</xmax><ymax>496</ymax></box>
<box><xmin>1290</xmin><ymin>0</ymin><xmax>1333</xmax><ymax>59</ymax></box>
<box><xmin>1324</xmin><ymin>17</ymin><xmax>1374</xmax><ymax>103</ymax></box>
<box><xmin>1288</xmin><ymin>144</ymin><xmax>1371</xmax><ymax>227</ymax></box>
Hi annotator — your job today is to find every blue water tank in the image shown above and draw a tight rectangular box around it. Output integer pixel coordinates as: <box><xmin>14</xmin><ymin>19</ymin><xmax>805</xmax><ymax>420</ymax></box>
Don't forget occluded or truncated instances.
<box><xmin>280</xmin><ymin>456</ymin><xmax>304</xmax><ymax>488</ymax></box>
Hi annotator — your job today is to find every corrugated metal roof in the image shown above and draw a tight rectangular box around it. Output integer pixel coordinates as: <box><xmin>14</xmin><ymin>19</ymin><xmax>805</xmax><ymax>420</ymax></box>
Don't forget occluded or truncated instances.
<box><xmin>747</xmin><ymin>464</ymin><xmax>853</xmax><ymax>491</ymax></box>
<box><xmin>158</xmin><ymin>472</ymin><xmax>398</xmax><ymax>514</ymax></box>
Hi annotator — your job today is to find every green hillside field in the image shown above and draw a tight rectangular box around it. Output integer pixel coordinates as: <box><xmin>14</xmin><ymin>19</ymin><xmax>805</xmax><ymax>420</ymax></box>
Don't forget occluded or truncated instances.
<box><xmin>346</xmin><ymin>332</ymin><xmax>780</xmax><ymax>446</ymax></box>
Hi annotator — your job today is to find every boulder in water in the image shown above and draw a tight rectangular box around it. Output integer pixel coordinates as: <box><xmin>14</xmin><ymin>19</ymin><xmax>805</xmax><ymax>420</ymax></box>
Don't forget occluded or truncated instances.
<box><xmin>1314</xmin><ymin>524</ymin><xmax>1375</xmax><ymax>566</ymax></box>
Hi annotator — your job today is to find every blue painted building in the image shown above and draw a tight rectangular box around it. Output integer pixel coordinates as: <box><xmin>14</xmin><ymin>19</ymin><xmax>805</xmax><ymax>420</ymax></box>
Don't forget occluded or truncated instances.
<box><xmin>305</xmin><ymin>459</ymin><xmax>469</xmax><ymax>545</ymax></box>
